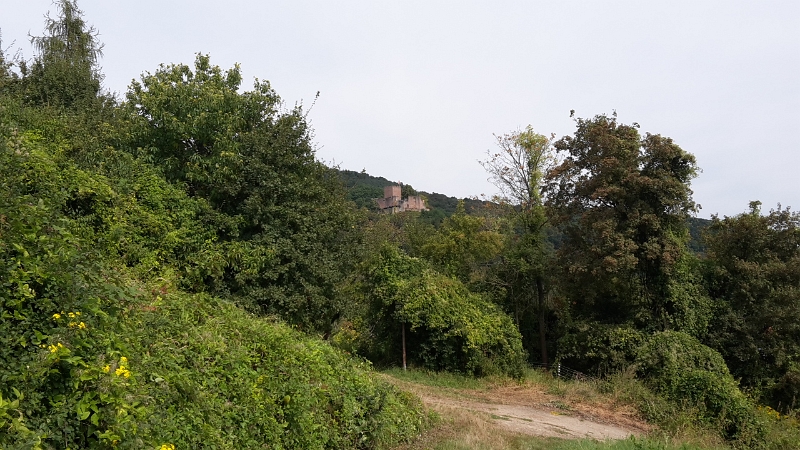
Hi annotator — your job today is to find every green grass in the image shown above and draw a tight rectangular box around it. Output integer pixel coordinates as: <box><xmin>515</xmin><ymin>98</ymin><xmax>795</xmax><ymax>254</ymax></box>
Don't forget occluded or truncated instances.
<box><xmin>545</xmin><ymin>436</ymin><xmax>712</xmax><ymax>450</ymax></box>
<box><xmin>383</xmin><ymin>367</ymin><xmax>503</xmax><ymax>390</ymax></box>
<box><xmin>411</xmin><ymin>435</ymin><xmax>712</xmax><ymax>450</ymax></box>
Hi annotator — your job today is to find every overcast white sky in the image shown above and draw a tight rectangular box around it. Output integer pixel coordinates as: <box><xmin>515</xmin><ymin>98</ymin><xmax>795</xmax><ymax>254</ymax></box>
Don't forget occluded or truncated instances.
<box><xmin>2</xmin><ymin>0</ymin><xmax>798</xmax><ymax>218</ymax></box>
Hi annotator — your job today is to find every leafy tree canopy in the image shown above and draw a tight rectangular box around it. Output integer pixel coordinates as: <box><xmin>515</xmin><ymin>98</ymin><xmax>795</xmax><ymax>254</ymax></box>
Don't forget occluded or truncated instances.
<box><xmin>126</xmin><ymin>54</ymin><xmax>358</xmax><ymax>332</ymax></box>
<box><xmin>545</xmin><ymin>113</ymin><xmax>700</xmax><ymax>331</ymax></box>
<box><xmin>704</xmin><ymin>201</ymin><xmax>800</xmax><ymax>410</ymax></box>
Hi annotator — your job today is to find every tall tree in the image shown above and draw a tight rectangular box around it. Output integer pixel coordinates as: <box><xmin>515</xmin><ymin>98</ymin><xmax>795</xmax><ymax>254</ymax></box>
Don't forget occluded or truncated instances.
<box><xmin>126</xmin><ymin>55</ymin><xmax>358</xmax><ymax>332</ymax></box>
<box><xmin>545</xmin><ymin>114</ymin><xmax>706</xmax><ymax>371</ymax></box>
<box><xmin>704</xmin><ymin>201</ymin><xmax>800</xmax><ymax>410</ymax></box>
<box><xmin>480</xmin><ymin>126</ymin><xmax>556</xmax><ymax>365</ymax></box>
<box><xmin>23</xmin><ymin>0</ymin><xmax>104</xmax><ymax>108</ymax></box>
<box><xmin>0</xmin><ymin>33</ymin><xmax>18</xmax><ymax>95</ymax></box>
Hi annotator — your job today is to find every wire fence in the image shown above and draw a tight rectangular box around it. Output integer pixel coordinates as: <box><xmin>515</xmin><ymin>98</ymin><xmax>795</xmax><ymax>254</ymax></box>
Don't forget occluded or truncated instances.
<box><xmin>529</xmin><ymin>362</ymin><xmax>598</xmax><ymax>382</ymax></box>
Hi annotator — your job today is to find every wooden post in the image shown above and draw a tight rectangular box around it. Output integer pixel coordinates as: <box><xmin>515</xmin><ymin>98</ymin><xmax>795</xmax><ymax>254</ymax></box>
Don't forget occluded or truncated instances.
<box><xmin>402</xmin><ymin>322</ymin><xmax>407</xmax><ymax>371</ymax></box>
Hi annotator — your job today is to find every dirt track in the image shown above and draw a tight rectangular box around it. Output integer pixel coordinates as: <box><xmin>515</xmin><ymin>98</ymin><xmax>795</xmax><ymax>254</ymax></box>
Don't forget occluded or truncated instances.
<box><xmin>419</xmin><ymin>393</ymin><xmax>637</xmax><ymax>440</ymax></box>
<box><xmin>386</xmin><ymin>375</ymin><xmax>649</xmax><ymax>441</ymax></box>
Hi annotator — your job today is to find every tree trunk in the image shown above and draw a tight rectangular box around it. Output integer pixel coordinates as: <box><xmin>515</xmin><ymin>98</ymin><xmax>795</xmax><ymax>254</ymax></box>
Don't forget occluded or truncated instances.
<box><xmin>401</xmin><ymin>322</ymin><xmax>407</xmax><ymax>371</ymax></box>
<box><xmin>536</xmin><ymin>277</ymin><xmax>548</xmax><ymax>368</ymax></box>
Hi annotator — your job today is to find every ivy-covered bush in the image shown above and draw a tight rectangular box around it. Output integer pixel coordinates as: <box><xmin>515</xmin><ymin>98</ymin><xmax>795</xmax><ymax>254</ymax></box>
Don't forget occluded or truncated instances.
<box><xmin>351</xmin><ymin>245</ymin><xmax>527</xmax><ymax>378</ymax></box>
<box><xmin>0</xmin><ymin>109</ymin><xmax>429</xmax><ymax>448</ymax></box>
<box><xmin>0</xmin><ymin>116</ymin><xmax>142</xmax><ymax>447</ymax></box>
<box><xmin>115</xmin><ymin>287</ymin><xmax>430</xmax><ymax>449</ymax></box>
<box><xmin>634</xmin><ymin>331</ymin><xmax>763</xmax><ymax>442</ymax></box>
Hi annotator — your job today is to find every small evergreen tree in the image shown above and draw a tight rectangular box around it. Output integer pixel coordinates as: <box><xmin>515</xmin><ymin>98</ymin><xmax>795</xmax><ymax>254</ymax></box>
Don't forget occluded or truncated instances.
<box><xmin>23</xmin><ymin>0</ymin><xmax>104</xmax><ymax>108</ymax></box>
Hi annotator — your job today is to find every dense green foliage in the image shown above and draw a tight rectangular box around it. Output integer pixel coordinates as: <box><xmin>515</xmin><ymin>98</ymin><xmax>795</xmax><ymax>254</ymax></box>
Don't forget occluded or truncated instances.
<box><xmin>126</xmin><ymin>55</ymin><xmax>358</xmax><ymax>333</ymax></box>
<box><xmin>4</xmin><ymin>2</ymin><xmax>800</xmax><ymax>448</ymax></box>
<box><xmin>0</xmin><ymin>103</ymin><xmax>428</xmax><ymax>448</ymax></box>
<box><xmin>543</xmin><ymin>114</ymin><xmax>713</xmax><ymax>374</ymax></box>
<box><xmin>349</xmin><ymin>246</ymin><xmax>526</xmax><ymax>378</ymax></box>
<box><xmin>635</xmin><ymin>332</ymin><xmax>762</xmax><ymax>441</ymax></box>
<box><xmin>414</xmin><ymin>205</ymin><xmax>504</xmax><ymax>285</ymax></box>
<box><xmin>703</xmin><ymin>202</ymin><xmax>800</xmax><ymax>411</ymax></box>
<box><xmin>115</xmin><ymin>289</ymin><xmax>428</xmax><ymax>449</ymax></box>
<box><xmin>0</xmin><ymin>3</ymin><xmax>429</xmax><ymax>447</ymax></box>
<box><xmin>545</xmin><ymin>114</ymin><xmax>700</xmax><ymax>333</ymax></box>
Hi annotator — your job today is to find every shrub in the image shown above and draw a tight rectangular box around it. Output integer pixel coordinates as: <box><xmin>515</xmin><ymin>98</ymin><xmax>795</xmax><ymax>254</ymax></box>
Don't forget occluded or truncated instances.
<box><xmin>557</xmin><ymin>324</ymin><xmax>645</xmax><ymax>375</ymax></box>
<box><xmin>351</xmin><ymin>245</ymin><xmax>527</xmax><ymax>378</ymax></box>
<box><xmin>768</xmin><ymin>364</ymin><xmax>800</xmax><ymax>412</ymax></box>
<box><xmin>117</xmin><ymin>288</ymin><xmax>430</xmax><ymax>449</ymax></box>
<box><xmin>634</xmin><ymin>331</ymin><xmax>763</xmax><ymax>442</ymax></box>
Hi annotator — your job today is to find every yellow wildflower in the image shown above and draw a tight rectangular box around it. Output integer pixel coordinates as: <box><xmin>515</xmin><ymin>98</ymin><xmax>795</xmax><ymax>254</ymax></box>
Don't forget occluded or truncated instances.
<box><xmin>159</xmin><ymin>444</ymin><xmax>175</xmax><ymax>450</ymax></box>
<box><xmin>68</xmin><ymin>312</ymin><xmax>76</xmax><ymax>318</ymax></box>
<box><xmin>115</xmin><ymin>367</ymin><xmax>131</xmax><ymax>378</ymax></box>
<box><xmin>52</xmin><ymin>313</ymin><xmax>61</xmax><ymax>320</ymax></box>
<box><xmin>48</xmin><ymin>343</ymin><xmax>64</xmax><ymax>353</ymax></box>
<box><xmin>102</xmin><ymin>364</ymin><xmax>110</xmax><ymax>373</ymax></box>
<box><xmin>78</xmin><ymin>322</ymin><xmax>87</xmax><ymax>329</ymax></box>
<box><xmin>120</xmin><ymin>356</ymin><xmax>128</xmax><ymax>365</ymax></box>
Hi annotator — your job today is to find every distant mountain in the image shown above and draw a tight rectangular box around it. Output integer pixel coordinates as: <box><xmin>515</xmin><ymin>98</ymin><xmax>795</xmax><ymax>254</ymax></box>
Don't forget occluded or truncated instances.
<box><xmin>687</xmin><ymin>216</ymin><xmax>711</xmax><ymax>254</ymax></box>
<box><xmin>337</xmin><ymin>169</ymin><xmax>489</xmax><ymax>224</ymax></box>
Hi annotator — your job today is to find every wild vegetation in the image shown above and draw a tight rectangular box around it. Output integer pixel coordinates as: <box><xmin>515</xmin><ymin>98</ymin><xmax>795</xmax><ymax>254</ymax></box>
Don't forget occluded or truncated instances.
<box><xmin>2</xmin><ymin>1</ymin><xmax>800</xmax><ymax>449</ymax></box>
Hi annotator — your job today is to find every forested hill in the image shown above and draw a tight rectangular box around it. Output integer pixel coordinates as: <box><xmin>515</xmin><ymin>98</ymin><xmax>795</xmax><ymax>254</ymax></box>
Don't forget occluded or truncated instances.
<box><xmin>688</xmin><ymin>216</ymin><xmax>712</xmax><ymax>253</ymax></box>
<box><xmin>338</xmin><ymin>169</ymin><xmax>492</xmax><ymax>223</ymax></box>
<box><xmin>339</xmin><ymin>169</ymin><xmax>712</xmax><ymax>252</ymax></box>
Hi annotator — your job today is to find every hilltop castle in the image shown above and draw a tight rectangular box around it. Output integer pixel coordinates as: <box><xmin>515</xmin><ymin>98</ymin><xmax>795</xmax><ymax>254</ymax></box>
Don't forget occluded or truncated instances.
<box><xmin>375</xmin><ymin>185</ymin><xmax>428</xmax><ymax>213</ymax></box>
